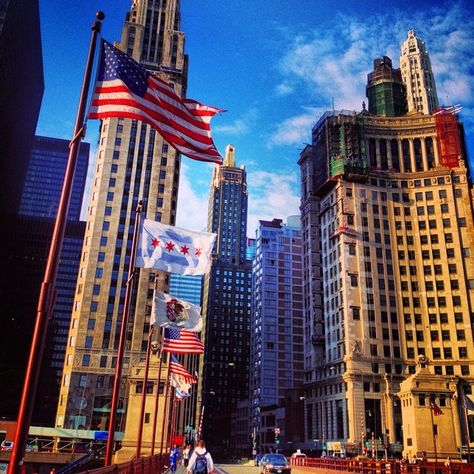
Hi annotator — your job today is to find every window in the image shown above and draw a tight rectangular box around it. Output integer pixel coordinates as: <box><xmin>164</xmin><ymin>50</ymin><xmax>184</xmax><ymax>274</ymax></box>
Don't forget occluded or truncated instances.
<box><xmin>82</xmin><ymin>355</ymin><xmax>90</xmax><ymax>367</ymax></box>
<box><xmin>459</xmin><ymin>347</ymin><xmax>468</xmax><ymax>358</ymax></box>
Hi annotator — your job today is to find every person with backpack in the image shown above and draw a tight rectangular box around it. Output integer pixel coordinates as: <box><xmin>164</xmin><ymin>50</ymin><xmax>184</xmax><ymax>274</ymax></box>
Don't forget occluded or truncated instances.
<box><xmin>186</xmin><ymin>439</ymin><xmax>214</xmax><ymax>474</ymax></box>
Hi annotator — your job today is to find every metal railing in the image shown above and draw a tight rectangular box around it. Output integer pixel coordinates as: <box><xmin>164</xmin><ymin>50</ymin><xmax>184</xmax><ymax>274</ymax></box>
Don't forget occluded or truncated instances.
<box><xmin>291</xmin><ymin>457</ymin><xmax>474</xmax><ymax>474</ymax></box>
<box><xmin>77</xmin><ymin>454</ymin><xmax>167</xmax><ymax>474</ymax></box>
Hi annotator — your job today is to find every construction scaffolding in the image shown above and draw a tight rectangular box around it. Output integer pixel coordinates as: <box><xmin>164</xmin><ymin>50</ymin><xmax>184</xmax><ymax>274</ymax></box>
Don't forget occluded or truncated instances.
<box><xmin>435</xmin><ymin>108</ymin><xmax>461</xmax><ymax>168</ymax></box>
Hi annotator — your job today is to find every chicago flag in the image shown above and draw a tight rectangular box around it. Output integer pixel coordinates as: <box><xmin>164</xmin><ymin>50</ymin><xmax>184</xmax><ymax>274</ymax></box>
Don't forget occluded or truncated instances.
<box><xmin>137</xmin><ymin>219</ymin><xmax>216</xmax><ymax>276</ymax></box>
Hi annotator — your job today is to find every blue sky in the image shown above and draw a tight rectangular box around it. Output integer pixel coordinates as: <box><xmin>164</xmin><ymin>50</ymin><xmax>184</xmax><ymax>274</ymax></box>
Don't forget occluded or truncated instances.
<box><xmin>37</xmin><ymin>0</ymin><xmax>474</xmax><ymax>236</ymax></box>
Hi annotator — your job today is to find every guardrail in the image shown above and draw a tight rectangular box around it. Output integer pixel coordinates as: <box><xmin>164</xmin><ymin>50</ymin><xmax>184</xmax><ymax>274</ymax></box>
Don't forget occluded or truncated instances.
<box><xmin>77</xmin><ymin>454</ymin><xmax>167</xmax><ymax>474</ymax></box>
<box><xmin>291</xmin><ymin>457</ymin><xmax>474</xmax><ymax>474</ymax></box>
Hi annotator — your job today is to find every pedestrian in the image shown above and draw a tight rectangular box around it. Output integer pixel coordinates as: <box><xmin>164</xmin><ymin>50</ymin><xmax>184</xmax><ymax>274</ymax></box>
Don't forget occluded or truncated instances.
<box><xmin>169</xmin><ymin>444</ymin><xmax>181</xmax><ymax>474</ymax></box>
<box><xmin>182</xmin><ymin>444</ymin><xmax>191</xmax><ymax>467</ymax></box>
<box><xmin>187</xmin><ymin>439</ymin><xmax>214</xmax><ymax>474</ymax></box>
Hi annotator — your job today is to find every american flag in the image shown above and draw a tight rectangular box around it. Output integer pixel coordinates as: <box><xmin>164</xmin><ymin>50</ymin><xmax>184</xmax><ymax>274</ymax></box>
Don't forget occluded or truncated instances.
<box><xmin>162</xmin><ymin>328</ymin><xmax>204</xmax><ymax>354</ymax></box>
<box><xmin>170</xmin><ymin>354</ymin><xmax>198</xmax><ymax>384</ymax></box>
<box><xmin>89</xmin><ymin>40</ymin><xmax>223</xmax><ymax>164</ymax></box>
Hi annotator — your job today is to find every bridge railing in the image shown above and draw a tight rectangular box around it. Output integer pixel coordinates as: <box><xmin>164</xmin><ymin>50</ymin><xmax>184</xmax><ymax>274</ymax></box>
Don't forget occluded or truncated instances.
<box><xmin>77</xmin><ymin>454</ymin><xmax>167</xmax><ymax>474</ymax></box>
<box><xmin>291</xmin><ymin>457</ymin><xmax>474</xmax><ymax>474</ymax></box>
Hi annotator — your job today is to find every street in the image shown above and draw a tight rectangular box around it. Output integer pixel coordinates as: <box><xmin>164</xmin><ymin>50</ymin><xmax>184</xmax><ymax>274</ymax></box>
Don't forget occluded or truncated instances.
<box><xmin>169</xmin><ymin>462</ymin><xmax>261</xmax><ymax>473</ymax></box>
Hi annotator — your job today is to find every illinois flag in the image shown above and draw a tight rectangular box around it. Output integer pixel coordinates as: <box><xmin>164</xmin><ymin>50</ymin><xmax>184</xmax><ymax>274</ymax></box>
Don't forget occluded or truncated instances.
<box><xmin>151</xmin><ymin>291</ymin><xmax>202</xmax><ymax>332</ymax></box>
<box><xmin>137</xmin><ymin>219</ymin><xmax>216</xmax><ymax>275</ymax></box>
<box><xmin>89</xmin><ymin>40</ymin><xmax>223</xmax><ymax>164</ymax></box>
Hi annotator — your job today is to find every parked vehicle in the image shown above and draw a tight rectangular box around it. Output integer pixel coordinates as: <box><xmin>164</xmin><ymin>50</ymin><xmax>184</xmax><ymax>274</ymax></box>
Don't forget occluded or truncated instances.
<box><xmin>0</xmin><ymin>440</ymin><xmax>13</xmax><ymax>451</ymax></box>
<box><xmin>260</xmin><ymin>453</ymin><xmax>291</xmax><ymax>474</ymax></box>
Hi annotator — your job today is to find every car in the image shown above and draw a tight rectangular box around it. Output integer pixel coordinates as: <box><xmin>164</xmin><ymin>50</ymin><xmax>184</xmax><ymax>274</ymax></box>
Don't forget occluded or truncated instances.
<box><xmin>260</xmin><ymin>453</ymin><xmax>291</xmax><ymax>474</ymax></box>
<box><xmin>291</xmin><ymin>450</ymin><xmax>307</xmax><ymax>459</ymax></box>
<box><xmin>0</xmin><ymin>440</ymin><xmax>14</xmax><ymax>451</ymax></box>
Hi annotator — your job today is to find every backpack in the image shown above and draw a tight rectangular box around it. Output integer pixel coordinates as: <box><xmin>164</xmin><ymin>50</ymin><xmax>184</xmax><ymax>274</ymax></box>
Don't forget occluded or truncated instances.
<box><xmin>193</xmin><ymin>450</ymin><xmax>208</xmax><ymax>473</ymax></box>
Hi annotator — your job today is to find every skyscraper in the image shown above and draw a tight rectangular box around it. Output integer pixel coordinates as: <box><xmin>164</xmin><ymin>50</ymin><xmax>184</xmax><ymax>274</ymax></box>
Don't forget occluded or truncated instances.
<box><xmin>200</xmin><ymin>145</ymin><xmax>252</xmax><ymax>453</ymax></box>
<box><xmin>400</xmin><ymin>30</ymin><xmax>439</xmax><ymax>115</ymax></box>
<box><xmin>0</xmin><ymin>136</ymin><xmax>89</xmax><ymax>424</ymax></box>
<box><xmin>299</xmin><ymin>52</ymin><xmax>473</xmax><ymax>458</ymax></box>
<box><xmin>0</xmin><ymin>0</ymin><xmax>44</xmax><ymax>222</ymax></box>
<box><xmin>169</xmin><ymin>274</ymin><xmax>202</xmax><ymax>307</ymax></box>
<box><xmin>250</xmin><ymin>217</ymin><xmax>304</xmax><ymax>452</ymax></box>
<box><xmin>366</xmin><ymin>56</ymin><xmax>407</xmax><ymax>117</ymax></box>
<box><xmin>19</xmin><ymin>136</ymin><xmax>89</xmax><ymax>221</ymax></box>
<box><xmin>0</xmin><ymin>0</ymin><xmax>44</xmax><ymax>386</ymax></box>
<box><xmin>56</xmin><ymin>0</ymin><xmax>187</xmax><ymax>430</ymax></box>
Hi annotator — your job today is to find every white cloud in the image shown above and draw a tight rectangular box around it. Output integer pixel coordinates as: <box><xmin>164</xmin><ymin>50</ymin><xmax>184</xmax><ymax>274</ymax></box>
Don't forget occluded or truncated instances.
<box><xmin>271</xmin><ymin>2</ymin><xmax>474</xmax><ymax>135</ymax></box>
<box><xmin>255</xmin><ymin>1</ymin><xmax>474</xmax><ymax>191</ymax></box>
<box><xmin>213</xmin><ymin>108</ymin><xmax>259</xmax><ymax>136</ymax></box>
<box><xmin>247</xmin><ymin>170</ymin><xmax>300</xmax><ymax>237</ymax></box>
<box><xmin>267</xmin><ymin>109</ymin><xmax>316</xmax><ymax>147</ymax></box>
<box><xmin>176</xmin><ymin>162</ymin><xmax>211</xmax><ymax>232</ymax></box>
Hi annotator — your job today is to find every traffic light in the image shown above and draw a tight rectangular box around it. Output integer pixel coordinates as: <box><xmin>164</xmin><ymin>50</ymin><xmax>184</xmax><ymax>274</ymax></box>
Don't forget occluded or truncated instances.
<box><xmin>275</xmin><ymin>435</ymin><xmax>280</xmax><ymax>445</ymax></box>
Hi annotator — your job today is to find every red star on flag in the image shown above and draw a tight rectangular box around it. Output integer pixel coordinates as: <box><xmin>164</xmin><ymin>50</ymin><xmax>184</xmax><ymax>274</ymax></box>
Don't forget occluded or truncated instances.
<box><xmin>195</xmin><ymin>248</ymin><xmax>202</xmax><ymax>256</ymax></box>
<box><xmin>151</xmin><ymin>238</ymin><xmax>160</xmax><ymax>248</ymax></box>
<box><xmin>180</xmin><ymin>245</ymin><xmax>189</xmax><ymax>255</ymax></box>
<box><xmin>166</xmin><ymin>241</ymin><xmax>175</xmax><ymax>252</ymax></box>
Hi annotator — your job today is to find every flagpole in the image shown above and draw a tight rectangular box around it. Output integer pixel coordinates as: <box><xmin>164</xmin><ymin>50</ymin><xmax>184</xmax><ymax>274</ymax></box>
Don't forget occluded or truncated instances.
<box><xmin>136</xmin><ymin>327</ymin><xmax>153</xmax><ymax>458</ymax></box>
<box><xmin>7</xmin><ymin>12</ymin><xmax>104</xmax><ymax>474</ymax></box>
<box><xmin>462</xmin><ymin>394</ymin><xmax>472</xmax><ymax>462</ymax></box>
<box><xmin>105</xmin><ymin>200</ymin><xmax>143</xmax><ymax>465</ymax></box>
<box><xmin>159</xmin><ymin>369</ymin><xmax>171</xmax><ymax>457</ymax></box>
<box><xmin>169</xmin><ymin>396</ymin><xmax>177</xmax><ymax>449</ymax></box>
<box><xmin>464</xmin><ymin>405</ymin><xmax>471</xmax><ymax>462</ymax></box>
<box><xmin>430</xmin><ymin>403</ymin><xmax>438</xmax><ymax>467</ymax></box>
<box><xmin>151</xmin><ymin>330</ymin><xmax>164</xmax><ymax>456</ymax></box>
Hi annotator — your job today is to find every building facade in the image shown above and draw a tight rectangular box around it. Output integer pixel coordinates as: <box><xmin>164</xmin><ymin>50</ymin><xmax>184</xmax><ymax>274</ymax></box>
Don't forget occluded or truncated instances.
<box><xmin>250</xmin><ymin>217</ymin><xmax>304</xmax><ymax>452</ymax></box>
<box><xmin>0</xmin><ymin>136</ymin><xmax>89</xmax><ymax>424</ymax></box>
<box><xmin>19</xmin><ymin>136</ymin><xmax>89</xmax><ymax>221</ymax></box>
<box><xmin>299</xmin><ymin>100</ymin><xmax>473</xmax><ymax>457</ymax></box>
<box><xmin>169</xmin><ymin>274</ymin><xmax>203</xmax><ymax>307</ymax></box>
<box><xmin>56</xmin><ymin>0</ymin><xmax>187</xmax><ymax>430</ymax></box>
<box><xmin>400</xmin><ymin>30</ymin><xmax>439</xmax><ymax>115</ymax></box>
<box><xmin>200</xmin><ymin>145</ymin><xmax>252</xmax><ymax>454</ymax></box>
<box><xmin>0</xmin><ymin>0</ymin><xmax>44</xmax><ymax>222</ymax></box>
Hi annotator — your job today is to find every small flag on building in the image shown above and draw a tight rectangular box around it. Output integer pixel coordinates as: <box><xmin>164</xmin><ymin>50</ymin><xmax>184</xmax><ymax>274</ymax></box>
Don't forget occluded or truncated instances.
<box><xmin>151</xmin><ymin>291</ymin><xmax>202</xmax><ymax>332</ymax></box>
<box><xmin>430</xmin><ymin>401</ymin><xmax>443</xmax><ymax>416</ymax></box>
<box><xmin>162</xmin><ymin>328</ymin><xmax>204</xmax><ymax>354</ymax></box>
<box><xmin>170</xmin><ymin>354</ymin><xmax>198</xmax><ymax>384</ymax></box>
<box><xmin>89</xmin><ymin>40</ymin><xmax>223</xmax><ymax>164</ymax></box>
<box><xmin>137</xmin><ymin>219</ymin><xmax>216</xmax><ymax>275</ymax></box>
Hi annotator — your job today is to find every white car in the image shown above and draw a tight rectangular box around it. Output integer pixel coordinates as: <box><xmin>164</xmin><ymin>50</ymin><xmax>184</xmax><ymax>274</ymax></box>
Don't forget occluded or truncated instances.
<box><xmin>0</xmin><ymin>440</ymin><xmax>13</xmax><ymax>451</ymax></box>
